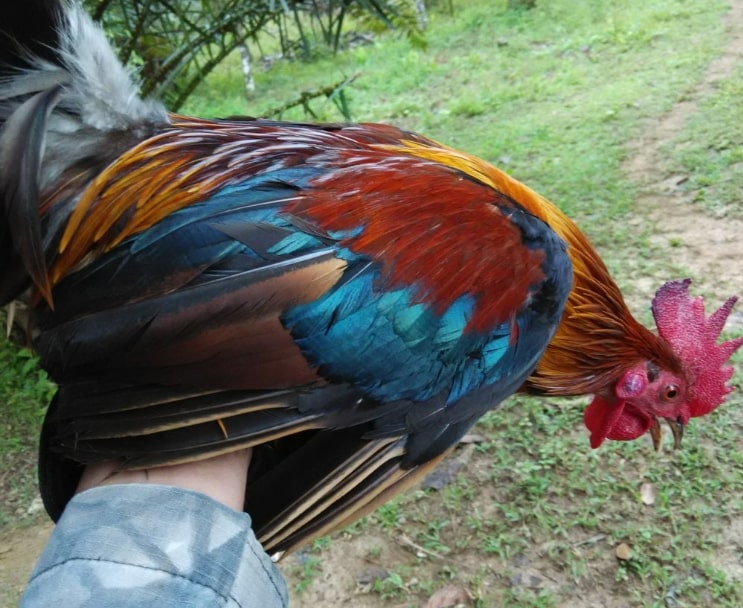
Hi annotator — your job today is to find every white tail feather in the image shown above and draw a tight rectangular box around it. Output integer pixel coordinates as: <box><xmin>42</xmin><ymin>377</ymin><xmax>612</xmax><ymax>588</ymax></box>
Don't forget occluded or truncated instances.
<box><xmin>0</xmin><ymin>3</ymin><xmax>167</xmax><ymax>131</ymax></box>
<box><xmin>56</xmin><ymin>5</ymin><xmax>167</xmax><ymax>129</ymax></box>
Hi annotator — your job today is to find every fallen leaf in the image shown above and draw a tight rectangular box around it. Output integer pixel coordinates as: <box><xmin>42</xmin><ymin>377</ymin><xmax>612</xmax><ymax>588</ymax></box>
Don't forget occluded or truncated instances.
<box><xmin>422</xmin><ymin>459</ymin><xmax>463</xmax><ymax>490</ymax></box>
<box><xmin>459</xmin><ymin>433</ymin><xmax>485</xmax><ymax>444</ymax></box>
<box><xmin>640</xmin><ymin>482</ymin><xmax>656</xmax><ymax>506</ymax></box>
<box><xmin>615</xmin><ymin>543</ymin><xmax>632</xmax><ymax>561</ymax></box>
<box><xmin>355</xmin><ymin>567</ymin><xmax>389</xmax><ymax>586</ymax></box>
<box><xmin>424</xmin><ymin>585</ymin><xmax>473</xmax><ymax>608</ymax></box>
<box><xmin>422</xmin><ymin>445</ymin><xmax>475</xmax><ymax>490</ymax></box>
<box><xmin>510</xmin><ymin>571</ymin><xmax>543</xmax><ymax>589</ymax></box>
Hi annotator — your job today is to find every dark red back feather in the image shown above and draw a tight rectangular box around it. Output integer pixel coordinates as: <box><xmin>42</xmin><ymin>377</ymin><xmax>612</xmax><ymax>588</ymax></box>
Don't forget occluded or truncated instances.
<box><xmin>290</xmin><ymin>151</ymin><xmax>546</xmax><ymax>332</ymax></box>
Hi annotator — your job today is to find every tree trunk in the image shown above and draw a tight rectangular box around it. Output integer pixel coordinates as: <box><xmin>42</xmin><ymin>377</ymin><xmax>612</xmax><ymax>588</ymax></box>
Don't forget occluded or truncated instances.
<box><xmin>239</xmin><ymin>43</ymin><xmax>255</xmax><ymax>99</ymax></box>
<box><xmin>414</xmin><ymin>0</ymin><xmax>428</xmax><ymax>30</ymax></box>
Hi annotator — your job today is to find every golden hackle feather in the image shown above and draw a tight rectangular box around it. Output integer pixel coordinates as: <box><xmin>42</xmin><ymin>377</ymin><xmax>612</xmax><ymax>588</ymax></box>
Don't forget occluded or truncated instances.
<box><xmin>54</xmin><ymin>130</ymin><xmax>215</xmax><ymax>284</ymax></box>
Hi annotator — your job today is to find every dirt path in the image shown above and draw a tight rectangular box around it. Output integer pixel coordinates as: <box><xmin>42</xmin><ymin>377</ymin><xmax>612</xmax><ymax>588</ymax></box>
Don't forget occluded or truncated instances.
<box><xmin>2</xmin><ymin>3</ymin><xmax>743</xmax><ymax>606</ymax></box>
<box><xmin>619</xmin><ymin>0</ymin><xmax>743</xmax><ymax>593</ymax></box>
<box><xmin>623</xmin><ymin>0</ymin><xmax>743</xmax><ymax>308</ymax></box>
<box><xmin>0</xmin><ymin>516</ymin><xmax>51</xmax><ymax>604</ymax></box>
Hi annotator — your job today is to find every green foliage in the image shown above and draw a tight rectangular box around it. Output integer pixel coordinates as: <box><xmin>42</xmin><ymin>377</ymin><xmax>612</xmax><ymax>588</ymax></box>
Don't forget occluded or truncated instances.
<box><xmin>0</xmin><ymin>342</ymin><xmax>54</xmax><ymax>455</ymax></box>
<box><xmin>292</xmin><ymin>554</ymin><xmax>323</xmax><ymax>595</ymax></box>
<box><xmin>0</xmin><ymin>331</ymin><xmax>55</xmax><ymax>525</ymax></box>
<box><xmin>371</xmin><ymin>570</ymin><xmax>408</xmax><ymax>599</ymax></box>
<box><xmin>83</xmin><ymin>0</ymin><xmax>416</xmax><ymax>110</ymax></box>
<box><xmin>84</xmin><ymin>0</ymin><xmax>284</xmax><ymax>109</ymax></box>
<box><xmin>286</xmin><ymin>535</ymin><xmax>333</xmax><ymax>595</ymax></box>
<box><xmin>348</xmin><ymin>0</ymin><xmax>427</xmax><ymax>49</ymax></box>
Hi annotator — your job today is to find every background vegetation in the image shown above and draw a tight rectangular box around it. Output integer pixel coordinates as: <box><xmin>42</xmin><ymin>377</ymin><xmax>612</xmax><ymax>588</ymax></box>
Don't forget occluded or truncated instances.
<box><xmin>82</xmin><ymin>0</ymin><xmax>424</xmax><ymax>109</ymax></box>
<box><xmin>2</xmin><ymin>1</ymin><xmax>742</xmax><ymax>606</ymax></box>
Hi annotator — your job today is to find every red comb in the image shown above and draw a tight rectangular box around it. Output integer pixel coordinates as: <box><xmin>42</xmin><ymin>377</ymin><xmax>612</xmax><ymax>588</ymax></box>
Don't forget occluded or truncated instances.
<box><xmin>652</xmin><ymin>279</ymin><xmax>743</xmax><ymax>419</ymax></box>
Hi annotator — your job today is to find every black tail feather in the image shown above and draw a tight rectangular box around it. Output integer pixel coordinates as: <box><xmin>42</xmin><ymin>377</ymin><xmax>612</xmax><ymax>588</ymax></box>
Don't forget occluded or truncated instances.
<box><xmin>0</xmin><ymin>1</ymin><xmax>63</xmax><ymax>74</ymax></box>
<box><xmin>0</xmin><ymin>85</ymin><xmax>62</xmax><ymax>305</ymax></box>
<box><xmin>38</xmin><ymin>394</ymin><xmax>85</xmax><ymax>522</ymax></box>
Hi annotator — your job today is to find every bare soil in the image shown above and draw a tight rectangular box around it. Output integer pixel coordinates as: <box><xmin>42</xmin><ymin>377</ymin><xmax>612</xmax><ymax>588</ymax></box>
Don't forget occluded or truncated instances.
<box><xmin>2</xmin><ymin>2</ymin><xmax>743</xmax><ymax>606</ymax></box>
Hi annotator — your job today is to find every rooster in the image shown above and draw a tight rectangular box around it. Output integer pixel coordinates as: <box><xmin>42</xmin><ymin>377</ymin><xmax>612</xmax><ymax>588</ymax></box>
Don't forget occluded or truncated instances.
<box><xmin>1</xmin><ymin>1</ymin><xmax>741</xmax><ymax>557</ymax></box>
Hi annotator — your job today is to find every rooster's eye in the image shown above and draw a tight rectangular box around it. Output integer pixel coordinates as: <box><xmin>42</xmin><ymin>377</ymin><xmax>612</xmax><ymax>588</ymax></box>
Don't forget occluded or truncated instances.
<box><xmin>662</xmin><ymin>384</ymin><xmax>680</xmax><ymax>401</ymax></box>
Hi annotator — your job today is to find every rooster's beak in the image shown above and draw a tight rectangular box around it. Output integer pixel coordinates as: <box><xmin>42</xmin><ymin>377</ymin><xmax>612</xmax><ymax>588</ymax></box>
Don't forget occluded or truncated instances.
<box><xmin>649</xmin><ymin>417</ymin><xmax>684</xmax><ymax>451</ymax></box>
<box><xmin>669</xmin><ymin>417</ymin><xmax>684</xmax><ymax>449</ymax></box>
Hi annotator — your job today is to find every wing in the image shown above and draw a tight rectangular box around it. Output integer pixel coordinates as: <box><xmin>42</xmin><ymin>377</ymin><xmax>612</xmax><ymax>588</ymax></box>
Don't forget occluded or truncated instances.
<box><xmin>31</xmin><ymin>119</ymin><xmax>572</xmax><ymax>554</ymax></box>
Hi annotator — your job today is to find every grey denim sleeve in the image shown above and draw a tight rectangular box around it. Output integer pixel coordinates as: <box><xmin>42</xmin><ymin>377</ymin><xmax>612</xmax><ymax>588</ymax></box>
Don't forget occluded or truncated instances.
<box><xmin>20</xmin><ymin>484</ymin><xmax>289</xmax><ymax>607</ymax></box>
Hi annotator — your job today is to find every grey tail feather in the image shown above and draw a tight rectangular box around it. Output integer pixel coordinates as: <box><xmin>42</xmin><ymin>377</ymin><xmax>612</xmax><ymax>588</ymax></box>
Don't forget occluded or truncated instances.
<box><xmin>0</xmin><ymin>1</ymin><xmax>168</xmax><ymax>130</ymax></box>
<box><xmin>0</xmin><ymin>1</ymin><xmax>169</xmax><ymax>305</ymax></box>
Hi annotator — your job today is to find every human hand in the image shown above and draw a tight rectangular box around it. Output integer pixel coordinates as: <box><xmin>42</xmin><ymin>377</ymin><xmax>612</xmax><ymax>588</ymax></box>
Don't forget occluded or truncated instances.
<box><xmin>76</xmin><ymin>449</ymin><xmax>252</xmax><ymax>511</ymax></box>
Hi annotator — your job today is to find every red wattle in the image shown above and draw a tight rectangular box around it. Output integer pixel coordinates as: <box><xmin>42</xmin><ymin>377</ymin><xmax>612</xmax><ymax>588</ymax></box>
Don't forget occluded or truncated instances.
<box><xmin>584</xmin><ymin>395</ymin><xmax>653</xmax><ymax>448</ymax></box>
<box><xmin>584</xmin><ymin>395</ymin><xmax>625</xmax><ymax>448</ymax></box>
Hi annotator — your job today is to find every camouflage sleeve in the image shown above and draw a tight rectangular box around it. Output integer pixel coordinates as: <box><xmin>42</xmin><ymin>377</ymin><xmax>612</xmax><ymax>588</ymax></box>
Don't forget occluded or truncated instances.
<box><xmin>20</xmin><ymin>484</ymin><xmax>289</xmax><ymax>607</ymax></box>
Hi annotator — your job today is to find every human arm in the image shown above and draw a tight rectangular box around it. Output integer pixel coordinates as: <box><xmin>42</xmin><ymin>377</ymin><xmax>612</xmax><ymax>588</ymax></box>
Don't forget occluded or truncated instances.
<box><xmin>21</xmin><ymin>450</ymin><xmax>288</xmax><ymax>608</ymax></box>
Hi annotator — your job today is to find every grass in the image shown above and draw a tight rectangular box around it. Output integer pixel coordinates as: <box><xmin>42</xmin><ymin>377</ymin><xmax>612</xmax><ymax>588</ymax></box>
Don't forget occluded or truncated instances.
<box><xmin>296</xmin><ymin>383</ymin><xmax>743</xmax><ymax>606</ymax></box>
<box><xmin>2</xmin><ymin>0</ymin><xmax>743</xmax><ymax>605</ymax></box>
<box><xmin>664</xmin><ymin>61</ymin><xmax>743</xmax><ymax>218</ymax></box>
<box><xmin>0</xmin><ymin>315</ymin><xmax>55</xmax><ymax>526</ymax></box>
